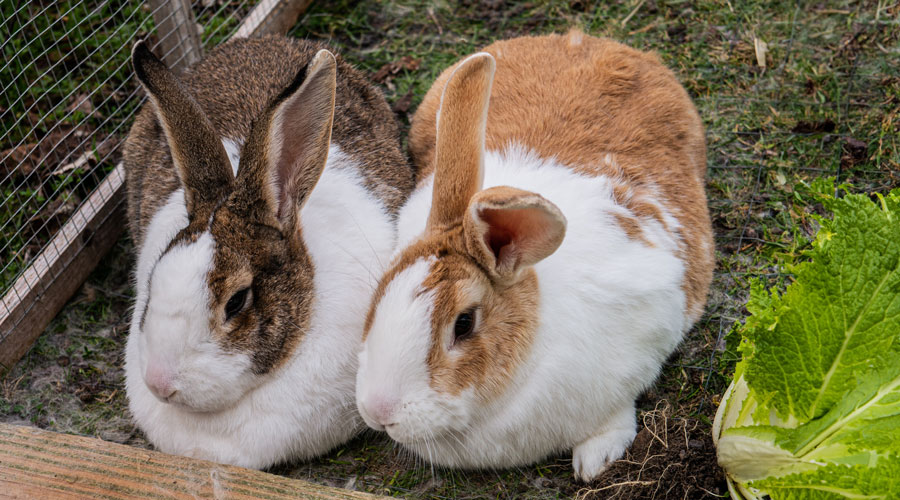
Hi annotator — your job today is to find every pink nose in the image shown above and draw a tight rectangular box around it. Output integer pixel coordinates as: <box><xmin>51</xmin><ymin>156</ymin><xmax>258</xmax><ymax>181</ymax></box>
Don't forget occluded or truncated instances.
<box><xmin>145</xmin><ymin>363</ymin><xmax>176</xmax><ymax>401</ymax></box>
<box><xmin>364</xmin><ymin>395</ymin><xmax>399</xmax><ymax>428</ymax></box>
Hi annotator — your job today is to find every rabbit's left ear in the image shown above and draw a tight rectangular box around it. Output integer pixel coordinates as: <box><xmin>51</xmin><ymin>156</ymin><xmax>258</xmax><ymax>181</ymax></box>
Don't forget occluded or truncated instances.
<box><xmin>131</xmin><ymin>40</ymin><xmax>234</xmax><ymax>226</ymax></box>
<box><xmin>426</xmin><ymin>53</ymin><xmax>495</xmax><ymax>233</ymax></box>
<box><xmin>230</xmin><ymin>49</ymin><xmax>337</xmax><ymax>236</ymax></box>
<box><xmin>463</xmin><ymin>186</ymin><xmax>566</xmax><ymax>284</ymax></box>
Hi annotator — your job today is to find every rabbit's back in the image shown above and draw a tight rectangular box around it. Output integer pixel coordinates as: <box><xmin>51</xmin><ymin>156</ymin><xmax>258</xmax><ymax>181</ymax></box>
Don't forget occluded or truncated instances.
<box><xmin>409</xmin><ymin>31</ymin><xmax>712</xmax><ymax>321</ymax></box>
<box><xmin>125</xmin><ymin>36</ymin><xmax>413</xmax><ymax>245</ymax></box>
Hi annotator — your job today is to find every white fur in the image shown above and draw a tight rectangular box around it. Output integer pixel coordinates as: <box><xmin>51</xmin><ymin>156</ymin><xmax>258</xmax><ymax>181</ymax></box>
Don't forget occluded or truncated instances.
<box><xmin>356</xmin><ymin>258</ymin><xmax>475</xmax><ymax>450</ymax></box>
<box><xmin>126</xmin><ymin>144</ymin><xmax>395</xmax><ymax>468</ymax></box>
<box><xmin>362</xmin><ymin>143</ymin><xmax>687</xmax><ymax>477</ymax></box>
<box><xmin>222</xmin><ymin>137</ymin><xmax>243</xmax><ymax>176</ymax></box>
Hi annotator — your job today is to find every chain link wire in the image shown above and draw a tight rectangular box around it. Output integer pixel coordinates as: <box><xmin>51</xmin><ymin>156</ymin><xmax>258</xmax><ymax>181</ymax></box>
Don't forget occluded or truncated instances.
<box><xmin>0</xmin><ymin>1</ymin><xmax>257</xmax><ymax>347</ymax></box>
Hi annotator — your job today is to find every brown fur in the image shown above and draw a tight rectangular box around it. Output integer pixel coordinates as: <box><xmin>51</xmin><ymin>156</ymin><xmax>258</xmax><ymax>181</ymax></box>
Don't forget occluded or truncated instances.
<box><xmin>365</xmin><ymin>31</ymin><xmax>715</xmax><ymax>398</ymax></box>
<box><xmin>131</xmin><ymin>43</ymin><xmax>233</xmax><ymax>228</ymax></box>
<box><xmin>123</xmin><ymin>36</ymin><xmax>414</xmax><ymax>374</ymax></box>
<box><xmin>365</xmin><ymin>56</ymin><xmax>567</xmax><ymax>397</ymax></box>
<box><xmin>463</xmin><ymin>186</ymin><xmax>566</xmax><ymax>284</ymax></box>
<box><xmin>409</xmin><ymin>31</ymin><xmax>714</xmax><ymax>321</ymax></box>
<box><xmin>364</xmin><ymin>229</ymin><xmax>539</xmax><ymax>399</ymax></box>
<box><xmin>427</xmin><ymin>54</ymin><xmax>494</xmax><ymax>232</ymax></box>
<box><xmin>124</xmin><ymin>36</ymin><xmax>414</xmax><ymax>246</ymax></box>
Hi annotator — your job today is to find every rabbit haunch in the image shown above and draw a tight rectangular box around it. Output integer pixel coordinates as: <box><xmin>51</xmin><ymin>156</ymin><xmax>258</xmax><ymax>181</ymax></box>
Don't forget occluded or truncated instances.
<box><xmin>122</xmin><ymin>36</ymin><xmax>412</xmax><ymax>469</ymax></box>
<box><xmin>357</xmin><ymin>31</ymin><xmax>713</xmax><ymax>482</ymax></box>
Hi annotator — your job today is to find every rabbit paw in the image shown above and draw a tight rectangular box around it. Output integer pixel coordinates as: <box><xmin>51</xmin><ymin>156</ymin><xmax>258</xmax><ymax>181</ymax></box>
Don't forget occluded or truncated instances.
<box><xmin>572</xmin><ymin>407</ymin><xmax>637</xmax><ymax>482</ymax></box>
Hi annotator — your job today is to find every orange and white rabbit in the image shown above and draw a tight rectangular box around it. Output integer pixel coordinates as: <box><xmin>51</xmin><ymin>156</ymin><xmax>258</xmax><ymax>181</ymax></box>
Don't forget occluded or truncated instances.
<box><xmin>355</xmin><ymin>31</ymin><xmax>713</xmax><ymax>481</ymax></box>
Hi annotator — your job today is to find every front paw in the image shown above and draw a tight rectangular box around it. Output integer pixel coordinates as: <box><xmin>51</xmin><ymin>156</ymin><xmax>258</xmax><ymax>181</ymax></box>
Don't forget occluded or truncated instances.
<box><xmin>572</xmin><ymin>411</ymin><xmax>637</xmax><ymax>482</ymax></box>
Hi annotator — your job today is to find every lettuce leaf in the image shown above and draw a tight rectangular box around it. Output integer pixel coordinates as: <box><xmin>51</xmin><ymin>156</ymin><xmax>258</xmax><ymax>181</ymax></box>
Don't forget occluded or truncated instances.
<box><xmin>713</xmin><ymin>184</ymin><xmax>900</xmax><ymax>499</ymax></box>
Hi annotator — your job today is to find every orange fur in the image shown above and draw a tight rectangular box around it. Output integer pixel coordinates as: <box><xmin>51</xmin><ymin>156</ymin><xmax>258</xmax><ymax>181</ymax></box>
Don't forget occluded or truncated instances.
<box><xmin>409</xmin><ymin>30</ymin><xmax>713</xmax><ymax>321</ymax></box>
<box><xmin>427</xmin><ymin>54</ymin><xmax>495</xmax><ymax>233</ymax></box>
<box><xmin>364</xmin><ymin>229</ymin><xmax>539</xmax><ymax>398</ymax></box>
<box><xmin>365</xmin><ymin>31</ymin><xmax>715</xmax><ymax>399</ymax></box>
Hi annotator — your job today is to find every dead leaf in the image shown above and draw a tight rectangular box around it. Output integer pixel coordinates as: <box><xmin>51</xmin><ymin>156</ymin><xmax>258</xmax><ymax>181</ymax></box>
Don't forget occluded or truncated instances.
<box><xmin>842</xmin><ymin>136</ymin><xmax>868</xmax><ymax>158</ymax></box>
<box><xmin>753</xmin><ymin>36</ymin><xmax>768</xmax><ymax>68</ymax></box>
<box><xmin>0</xmin><ymin>125</ymin><xmax>109</xmax><ymax>181</ymax></box>
<box><xmin>792</xmin><ymin>119</ymin><xmax>836</xmax><ymax>134</ymax></box>
<box><xmin>371</xmin><ymin>56</ymin><xmax>421</xmax><ymax>84</ymax></box>
<box><xmin>392</xmin><ymin>89</ymin><xmax>414</xmax><ymax>115</ymax></box>
<box><xmin>23</xmin><ymin>195</ymin><xmax>79</xmax><ymax>239</ymax></box>
<box><xmin>66</xmin><ymin>93</ymin><xmax>95</xmax><ymax>115</ymax></box>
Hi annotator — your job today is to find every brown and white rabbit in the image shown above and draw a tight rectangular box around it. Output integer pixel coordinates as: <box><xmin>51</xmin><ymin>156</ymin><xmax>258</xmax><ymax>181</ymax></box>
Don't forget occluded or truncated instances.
<box><xmin>355</xmin><ymin>31</ymin><xmax>713</xmax><ymax>481</ymax></box>
<box><xmin>122</xmin><ymin>36</ymin><xmax>414</xmax><ymax>468</ymax></box>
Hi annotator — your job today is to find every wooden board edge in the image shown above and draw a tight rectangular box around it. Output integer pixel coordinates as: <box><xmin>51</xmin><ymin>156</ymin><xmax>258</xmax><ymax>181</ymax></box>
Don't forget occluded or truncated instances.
<box><xmin>0</xmin><ymin>423</ymin><xmax>382</xmax><ymax>499</ymax></box>
<box><xmin>0</xmin><ymin>165</ymin><xmax>127</xmax><ymax>373</ymax></box>
<box><xmin>233</xmin><ymin>0</ymin><xmax>314</xmax><ymax>38</ymax></box>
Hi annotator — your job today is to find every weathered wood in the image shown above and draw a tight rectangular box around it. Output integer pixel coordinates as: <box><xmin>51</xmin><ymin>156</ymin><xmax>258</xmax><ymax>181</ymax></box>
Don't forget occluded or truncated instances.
<box><xmin>0</xmin><ymin>423</ymin><xmax>381</xmax><ymax>499</ymax></box>
<box><xmin>233</xmin><ymin>0</ymin><xmax>314</xmax><ymax>38</ymax></box>
<box><xmin>148</xmin><ymin>0</ymin><xmax>202</xmax><ymax>74</ymax></box>
<box><xmin>0</xmin><ymin>165</ymin><xmax>126</xmax><ymax>373</ymax></box>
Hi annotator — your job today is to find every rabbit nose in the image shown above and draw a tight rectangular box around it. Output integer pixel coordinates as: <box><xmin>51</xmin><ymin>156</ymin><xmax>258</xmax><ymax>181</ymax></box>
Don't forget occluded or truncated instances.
<box><xmin>365</xmin><ymin>395</ymin><xmax>400</xmax><ymax>428</ymax></box>
<box><xmin>145</xmin><ymin>363</ymin><xmax>176</xmax><ymax>401</ymax></box>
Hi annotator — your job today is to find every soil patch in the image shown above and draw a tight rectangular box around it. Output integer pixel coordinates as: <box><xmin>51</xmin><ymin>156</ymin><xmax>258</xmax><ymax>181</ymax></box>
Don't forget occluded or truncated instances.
<box><xmin>581</xmin><ymin>402</ymin><xmax>726</xmax><ymax>500</ymax></box>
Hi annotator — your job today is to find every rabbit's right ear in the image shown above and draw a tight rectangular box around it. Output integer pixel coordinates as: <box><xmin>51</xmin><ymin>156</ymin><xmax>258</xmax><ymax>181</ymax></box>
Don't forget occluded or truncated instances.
<box><xmin>229</xmin><ymin>50</ymin><xmax>336</xmax><ymax>239</ymax></box>
<box><xmin>463</xmin><ymin>186</ymin><xmax>566</xmax><ymax>285</ymax></box>
<box><xmin>427</xmin><ymin>53</ymin><xmax>495</xmax><ymax>233</ymax></box>
<box><xmin>131</xmin><ymin>41</ymin><xmax>233</xmax><ymax>225</ymax></box>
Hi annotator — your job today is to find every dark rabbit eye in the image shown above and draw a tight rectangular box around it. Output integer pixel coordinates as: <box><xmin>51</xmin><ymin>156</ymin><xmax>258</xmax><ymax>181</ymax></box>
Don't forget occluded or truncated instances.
<box><xmin>453</xmin><ymin>309</ymin><xmax>476</xmax><ymax>344</ymax></box>
<box><xmin>225</xmin><ymin>288</ymin><xmax>250</xmax><ymax>321</ymax></box>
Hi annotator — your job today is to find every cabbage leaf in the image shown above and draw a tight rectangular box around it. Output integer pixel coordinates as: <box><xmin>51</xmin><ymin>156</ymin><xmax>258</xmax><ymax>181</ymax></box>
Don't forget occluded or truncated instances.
<box><xmin>713</xmin><ymin>185</ymin><xmax>900</xmax><ymax>499</ymax></box>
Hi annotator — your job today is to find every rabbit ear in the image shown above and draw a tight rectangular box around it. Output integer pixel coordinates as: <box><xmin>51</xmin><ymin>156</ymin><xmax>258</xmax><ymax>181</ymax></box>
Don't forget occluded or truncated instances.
<box><xmin>427</xmin><ymin>53</ymin><xmax>495</xmax><ymax>233</ymax></box>
<box><xmin>463</xmin><ymin>186</ymin><xmax>566</xmax><ymax>284</ymax></box>
<box><xmin>230</xmin><ymin>49</ymin><xmax>336</xmax><ymax>235</ymax></box>
<box><xmin>131</xmin><ymin>40</ymin><xmax>233</xmax><ymax>225</ymax></box>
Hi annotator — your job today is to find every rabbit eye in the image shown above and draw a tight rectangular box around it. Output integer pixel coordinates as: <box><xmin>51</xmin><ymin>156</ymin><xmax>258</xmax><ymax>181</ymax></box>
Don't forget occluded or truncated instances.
<box><xmin>453</xmin><ymin>309</ymin><xmax>476</xmax><ymax>344</ymax></box>
<box><xmin>225</xmin><ymin>287</ymin><xmax>250</xmax><ymax>321</ymax></box>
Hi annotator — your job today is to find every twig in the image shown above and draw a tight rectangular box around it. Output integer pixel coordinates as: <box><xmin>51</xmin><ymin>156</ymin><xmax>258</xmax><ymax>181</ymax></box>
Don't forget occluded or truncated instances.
<box><xmin>428</xmin><ymin>8</ymin><xmax>442</xmax><ymax>35</ymax></box>
<box><xmin>621</xmin><ymin>0</ymin><xmax>647</xmax><ymax>28</ymax></box>
<box><xmin>52</xmin><ymin>150</ymin><xmax>94</xmax><ymax>176</ymax></box>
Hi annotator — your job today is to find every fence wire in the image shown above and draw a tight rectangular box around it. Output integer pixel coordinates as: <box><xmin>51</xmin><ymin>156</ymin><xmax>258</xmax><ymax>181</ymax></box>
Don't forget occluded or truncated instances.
<box><xmin>0</xmin><ymin>1</ymin><xmax>259</xmax><ymax>351</ymax></box>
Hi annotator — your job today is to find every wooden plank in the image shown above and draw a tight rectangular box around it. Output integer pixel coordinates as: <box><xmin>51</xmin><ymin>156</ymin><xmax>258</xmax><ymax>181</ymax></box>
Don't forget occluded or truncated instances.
<box><xmin>0</xmin><ymin>423</ymin><xmax>381</xmax><ymax>499</ymax></box>
<box><xmin>233</xmin><ymin>0</ymin><xmax>314</xmax><ymax>38</ymax></box>
<box><xmin>148</xmin><ymin>0</ymin><xmax>202</xmax><ymax>74</ymax></box>
<box><xmin>0</xmin><ymin>165</ymin><xmax>126</xmax><ymax>373</ymax></box>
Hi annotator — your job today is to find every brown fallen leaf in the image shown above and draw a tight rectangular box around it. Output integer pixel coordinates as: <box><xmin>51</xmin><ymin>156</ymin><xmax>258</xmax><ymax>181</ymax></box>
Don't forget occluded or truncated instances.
<box><xmin>842</xmin><ymin>136</ymin><xmax>868</xmax><ymax>159</ymax></box>
<box><xmin>392</xmin><ymin>89</ymin><xmax>414</xmax><ymax>115</ymax></box>
<box><xmin>792</xmin><ymin>119</ymin><xmax>836</xmax><ymax>134</ymax></box>
<box><xmin>66</xmin><ymin>92</ymin><xmax>95</xmax><ymax>115</ymax></box>
<box><xmin>371</xmin><ymin>56</ymin><xmax>421</xmax><ymax>84</ymax></box>
<box><xmin>1</xmin><ymin>125</ymin><xmax>94</xmax><ymax>180</ymax></box>
<box><xmin>23</xmin><ymin>195</ymin><xmax>79</xmax><ymax>239</ymax></box>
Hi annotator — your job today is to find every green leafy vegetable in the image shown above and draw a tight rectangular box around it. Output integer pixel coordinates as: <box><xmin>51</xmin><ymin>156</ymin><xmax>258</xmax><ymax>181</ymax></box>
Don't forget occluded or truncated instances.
<box><xmin>713</xmin><ymin>183</ymin><xmax>900</xmax><ymax>500</ymax></box>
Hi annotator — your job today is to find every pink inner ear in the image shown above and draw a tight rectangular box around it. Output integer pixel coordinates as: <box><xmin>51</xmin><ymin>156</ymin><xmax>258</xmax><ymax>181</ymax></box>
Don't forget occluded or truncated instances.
<box><xmin>275</xmin><ymin>112</ymin><xmax>308</xmax><ymax>220</ymax></box>
<box><xmin>485</xmin><ymin>224</ymin><xmax>513</xmax><ymax>263</ymax></box>
<box><xmin>480</xmin><ymin>207</ymin><xmax>560</xmax><ymax>269</ymax></box>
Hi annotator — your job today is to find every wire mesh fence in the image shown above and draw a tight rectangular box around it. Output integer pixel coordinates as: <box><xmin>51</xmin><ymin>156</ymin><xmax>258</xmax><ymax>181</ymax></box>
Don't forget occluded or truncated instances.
<box><xmin>0</xmin><ymin>0</ymin><xmax>304</xmax><ymax>368</ymax></box>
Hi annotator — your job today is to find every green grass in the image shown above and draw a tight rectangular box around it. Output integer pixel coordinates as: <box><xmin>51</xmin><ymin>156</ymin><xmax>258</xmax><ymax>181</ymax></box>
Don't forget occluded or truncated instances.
<box><xmin>2</xmin><ymin>0</ymin><xmax>899</xmax><ymax>498</ymax></box>
<box><xmin>0</xmin><ymin>1</ymin><xmax>153</xmax><ymax>290</ymax></box>
<box><xmin>0</xmin><ymin>0</ymin><xmax>247</xmax><ymax>296</ymax></box>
